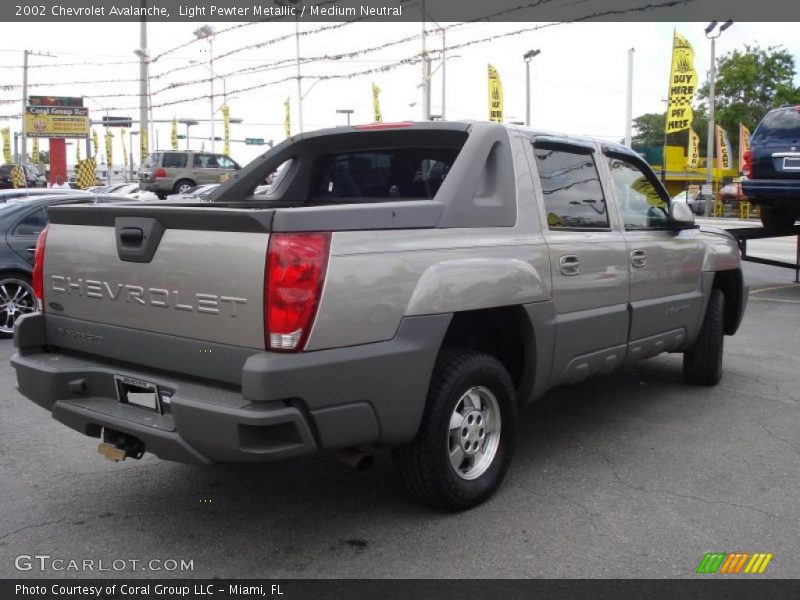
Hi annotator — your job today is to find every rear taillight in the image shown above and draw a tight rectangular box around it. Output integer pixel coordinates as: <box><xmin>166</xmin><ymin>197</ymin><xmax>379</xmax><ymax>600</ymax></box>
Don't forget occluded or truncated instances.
<box><xmin>153</xmin><ymin>167</ymin><xmax>166</xmax><ymax>178</ymax></box>
<box><xmin>32</xmin><ymin>225</ymin><xmax>49</xmax><ymax>309</ymax></box>
<box><xmin>265</xmin><ymin>232</ymin><xmax>331</xmax><ymax>352</ymax></box>
<box><xmin>742</xmin><ymin>150</ymin><xmax>753</xmax><ymax>178</ymax></box>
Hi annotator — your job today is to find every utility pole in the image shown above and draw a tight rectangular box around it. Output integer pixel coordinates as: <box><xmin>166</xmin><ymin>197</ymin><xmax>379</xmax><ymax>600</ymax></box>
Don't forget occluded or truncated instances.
<box><xmin>523</xmin><ymin>49</ymin><xmax>541</xmax><ymax>127</ymax></box>
<box><xmin>420</xmin><ymin>0</ymin><xmax>429</xmax><ymax>120</ymax></box>
<box><xmin>704</xmin><ymin>20</ymin><xmax>733</xmax><ymax>217</ymax></box>
<box><xmin>21</xmin><ymin>50</ymin><xmax>28</xmax><ymax>163</ymax></box>
<box><xmin>624</xmin><ymin>47</ymin><xmax>635</xmax><ymax>147</ymax></box>
<box><xmin>441</xmin><ymin>29</ymin><xmax>446</xmax><ymax>120</ymax></box>
<box><xmin>139</xmin><ymin>13</ymin><xmax>149</xmax><ymax>161</ymax></box>
<box><xmin>294</xmin><ymin>16</ymin><xmax>303</xmax><ymax>133</ymax></box>
<box><xmin>20</xmin><ymin>50</ymin><xmax>56</xmax><ymax>163</ymax></box>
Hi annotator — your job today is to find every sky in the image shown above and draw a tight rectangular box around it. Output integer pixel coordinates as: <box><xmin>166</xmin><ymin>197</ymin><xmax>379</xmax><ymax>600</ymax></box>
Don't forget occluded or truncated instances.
<box><xmin>1</xmin><ymin>20</ymin><xmax>799</xmax><ymax>167</ymax></box>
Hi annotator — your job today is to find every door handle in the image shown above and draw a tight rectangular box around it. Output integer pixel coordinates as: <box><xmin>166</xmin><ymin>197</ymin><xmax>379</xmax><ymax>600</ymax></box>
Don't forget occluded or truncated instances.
<box><xmin>26</xmin><ymin>246</ymin><xmax>36</xmax><ymax>253</ymax></box>
<box><xmin>559</xmin><ymin>255</ymin><xmax>580</xmax><ymax>276</ymax></box>
<box><xmin>631</xmin><ymin>249</ymin><xmax>647</xmax><ymax>268</ymax></box>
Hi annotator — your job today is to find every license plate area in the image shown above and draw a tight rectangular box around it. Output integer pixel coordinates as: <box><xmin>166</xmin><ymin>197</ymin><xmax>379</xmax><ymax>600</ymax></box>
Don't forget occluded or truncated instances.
<box><xmin>115</xmin><ymin>375</ymin><xmax>161</xmax><ymax>413</ymax></box>
<box><xmin>783</xmin><ymin>157</ymin><xmax>800</xmax><ymax>170</ymax></box>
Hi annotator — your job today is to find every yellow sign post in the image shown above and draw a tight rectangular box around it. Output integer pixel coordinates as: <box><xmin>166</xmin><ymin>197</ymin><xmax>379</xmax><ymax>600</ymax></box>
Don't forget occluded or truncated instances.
<box><xmin>665</xmin><ymin>32</ymin><xmax>697</xmax><ymax>134</ymax></box>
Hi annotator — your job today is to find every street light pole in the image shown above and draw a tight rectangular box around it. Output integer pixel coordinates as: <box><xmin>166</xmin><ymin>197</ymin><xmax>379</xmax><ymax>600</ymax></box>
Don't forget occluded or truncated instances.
<box><xmin>336</xmin><ymin>109</ymin><xmax>354</xmax><ymax>126</ymax></box>
<box><xmin>21</xmin><ymin>50</ymin><xmax>28</xmax><ymax>163</ymax></box>
<box><xmin>624</xmin><ymin>47</ymin><xmax>635</xmax><ymax>147</ymax></box>
<box><xmin>138</xmin><ymin>16</ymin><xmax>149</xmax><ymax>162</ymax></box>
<box><xmin>704</xmin><ymin>19</ymin><xmax>733</xmax><ymax>217</ymax></box>
<box><xmin>523</xmin><ymin>49</ymin><xmax>541</xmax><ymax>127</ymax></box>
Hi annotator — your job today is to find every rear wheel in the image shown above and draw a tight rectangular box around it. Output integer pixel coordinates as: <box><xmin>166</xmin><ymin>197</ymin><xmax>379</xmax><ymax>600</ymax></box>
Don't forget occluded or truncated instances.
<box><xmin>172</xmin><ymin>179</ymin><xmax>195</xmax><ymax>195</ymax></box>
<box><xmin>394</xmin><ymin>350</ymin><xmax>517</xmax><ymax>511</ymax></box>
<box><xmin>683</xmin><ymin>289</ymin><xmax>724</xmax><ymax>386</ymax></box>
<box><xmin>0</xmin><ymin>274</ymin><xmax>37</xmax><ymax>338</ymax></box>
<box><xmin>759</xmin><ymin>206</ymin><xmax>797</xmax><ymax>233</ymax></box>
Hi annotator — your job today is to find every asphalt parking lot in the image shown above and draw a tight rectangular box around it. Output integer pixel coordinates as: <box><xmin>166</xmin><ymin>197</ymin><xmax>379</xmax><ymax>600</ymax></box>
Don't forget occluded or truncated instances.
<box><xmin>1</xmin><ymin>260</ymin><xmax>798</xmax><ymax>579</ymax></box>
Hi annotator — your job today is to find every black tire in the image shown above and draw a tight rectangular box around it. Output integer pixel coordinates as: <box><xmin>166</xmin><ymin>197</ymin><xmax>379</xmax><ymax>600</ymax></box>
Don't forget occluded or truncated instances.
<box><xmin>172</xmin><ymin>179</ymin><xmax>195</xmax><ymax>195</ymax></box>
<box><xmin>683</xmin><ymin>289</ymin><xmax>725</xmax><ymax>386</ymax></box>
<box><xmin>394</xmin><ymin>350</ymin><xmax>517</xmax><ymax>511</ymax></box>
<box><xmin>759</xmin><ymin>207</ymin><xmax>796</xmax><ymax>233</ymax></box>
<box><xmin>0</xmin><ymin>273</ymin><xmax>37</xmax><ymax>339</ymax></box>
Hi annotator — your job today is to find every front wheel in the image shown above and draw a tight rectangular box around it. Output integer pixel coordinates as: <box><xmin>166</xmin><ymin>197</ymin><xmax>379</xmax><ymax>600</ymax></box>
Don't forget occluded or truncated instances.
<box><xmin>394</xmin><ymin>350</ymin><xmax>517</xmax><ymax>511</ymax></box>
<box><xmin>683</xmin><ymin>289</ymin><xmax>724</xmax><ymax>386</ymax></box>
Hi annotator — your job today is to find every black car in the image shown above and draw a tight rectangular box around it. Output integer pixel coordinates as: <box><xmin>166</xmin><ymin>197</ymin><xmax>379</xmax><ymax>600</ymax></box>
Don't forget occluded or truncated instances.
<box><xmin>0</xmin><ymin>193</ymin><xmax>130</xmax><ymax>336</ymax></box>
<box><xmin>0</xmin><ymin>187</ymin><xmax>88</xmax><ymax>203</ymax></box>
<box><xmin>742</xmin><ymin>105</ymin><xmax>800</xmax><ymax>231</ymax></box>
<box><xmin>0</xmin><ymin>163</ymin><xmax>47</xmax><ymax>189</ymax></box>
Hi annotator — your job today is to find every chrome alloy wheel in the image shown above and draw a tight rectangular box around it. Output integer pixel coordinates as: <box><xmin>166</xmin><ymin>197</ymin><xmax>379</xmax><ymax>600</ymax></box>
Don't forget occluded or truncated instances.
<box><xmin>0</xmin><ymin>279</ymin><xmax>37</xmax><ymax>334</ymax></box>
<box><xmin>447</xmin><ymin>386</ymin><xmax>502</xmax><ymax>480</ymax></box>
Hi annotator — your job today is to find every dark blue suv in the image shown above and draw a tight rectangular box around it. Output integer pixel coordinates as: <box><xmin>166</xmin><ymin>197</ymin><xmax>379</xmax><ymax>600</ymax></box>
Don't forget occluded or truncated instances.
<box><xmin>742</xmin><ymin>105</ymin><xmax>800</xmax><ymax>232</ymax></box>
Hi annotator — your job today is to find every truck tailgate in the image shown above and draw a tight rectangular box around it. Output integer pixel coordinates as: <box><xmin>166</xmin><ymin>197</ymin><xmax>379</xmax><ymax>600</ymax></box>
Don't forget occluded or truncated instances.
<box><xmin>43</xmin><ymin>205</ymin><xmax>271</xmax><ymax>350</ymax></box>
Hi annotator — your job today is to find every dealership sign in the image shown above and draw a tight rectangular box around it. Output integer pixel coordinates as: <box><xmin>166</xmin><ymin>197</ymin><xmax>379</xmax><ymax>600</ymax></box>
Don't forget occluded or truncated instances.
<box><xmin>24</xmin><ymin>105</ymin><xmax>90</xmax><ymax>138</ymax></box>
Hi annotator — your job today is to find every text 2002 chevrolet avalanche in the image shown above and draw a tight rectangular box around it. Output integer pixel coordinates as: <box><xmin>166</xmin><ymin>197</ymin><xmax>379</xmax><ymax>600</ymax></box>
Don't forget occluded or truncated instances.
<box><xmin>12</xmin><ymin>121</ymin><xmax>747</xmax><ymax>510</ymax></box>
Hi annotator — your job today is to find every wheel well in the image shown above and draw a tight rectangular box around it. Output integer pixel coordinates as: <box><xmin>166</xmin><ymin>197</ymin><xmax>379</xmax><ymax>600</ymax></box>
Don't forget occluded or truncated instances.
<box><xmin>0</xmin><ymin>269</ymin><xmax>32</xmax><ymax>282</ymax></box>
<box><xmin>440</xmin><ymin>306</ymin><xmax>534</xmax><ymax>401</ymax></box>
<box><xmin>713</xmin><ymin>269</ymin><xmax>743</xmax><ymax>335</ymax></box>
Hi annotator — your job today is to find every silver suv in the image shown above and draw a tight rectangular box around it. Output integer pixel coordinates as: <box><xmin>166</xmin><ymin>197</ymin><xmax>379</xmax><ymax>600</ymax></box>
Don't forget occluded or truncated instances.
<box><xmin>139</xmin><ymin>150</ymin><xmax>240</xmax><ymax>199</ymax></box>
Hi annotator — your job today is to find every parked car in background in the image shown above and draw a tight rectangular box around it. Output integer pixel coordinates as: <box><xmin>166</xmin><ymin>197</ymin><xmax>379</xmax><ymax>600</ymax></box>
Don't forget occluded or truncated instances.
<box><xmin>670</xmin><ymin>189</ymin><xmax>707</xmax><ymax>215</ymax></box>
<box><xmin>0</xmin><ymin>188</ymin><xmax>88</xmax><ymax>203</ymax></box>
<box><xmin>0</xmin><ymin>163</ymin><xmax>47</xmax><ymax>189</ymax></box>
<box><xmin>102</xmin><ymin>182</ymin><xmax>159</xmax><ymax>201</ymax></box>
<box><xmin>742</xmin><ymin>105</ymin><xmax>800</xmax><ymax>231</ymax></box>
<box><xmin>0</xmin><ymin>193</ymin><xmax>131</xmax><ymax>336</ymax></box>
<box><xmin>719</xmin><ymin>182</ymin><xmax>743</xmax><ymax>201</ymax></box>
<box><xmin>165</xmin><ymin>183</ymin><xmax>219</xmax><ymax>202</ymax></box>
<box><xmin>139</xmin><ymin>150</ymin><xmax>241</xmax><ymax>198</ymax></box>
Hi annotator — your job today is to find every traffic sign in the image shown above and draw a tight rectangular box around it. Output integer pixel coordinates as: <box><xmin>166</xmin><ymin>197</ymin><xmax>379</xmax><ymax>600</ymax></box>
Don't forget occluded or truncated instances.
<box><xmin>102</xmin><ymin>115</ymin><xmax>133</xmax><ymax>127</ymax></box>
<box><xmin>245</xmin><ymin>137</ymin><xmax>265</xmax><ymax>146</ymax></box>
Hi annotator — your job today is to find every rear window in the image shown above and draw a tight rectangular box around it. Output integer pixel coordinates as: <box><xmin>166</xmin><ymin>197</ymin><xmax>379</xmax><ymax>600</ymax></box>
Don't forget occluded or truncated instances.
<box><xmin>142</xmin><ymin>153</ymin><xmax>161</xmax><ymax>169</ymax></box>
<box><xmin>752</xmin><ymin>108</ymin><xmax>800</xmax><ymax>144</ymax></box>
<box><xmin>312</xmin><ymin>148</ymin><xmax>458</xmax><ymax>201</ymax></box>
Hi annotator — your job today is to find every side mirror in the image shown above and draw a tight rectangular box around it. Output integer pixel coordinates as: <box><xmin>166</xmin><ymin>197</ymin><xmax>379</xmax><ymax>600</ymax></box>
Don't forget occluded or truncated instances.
<box><xmin>669</xmin><ymin>200</ymin><xmax>696</xmax><ymax>229</ymax></box>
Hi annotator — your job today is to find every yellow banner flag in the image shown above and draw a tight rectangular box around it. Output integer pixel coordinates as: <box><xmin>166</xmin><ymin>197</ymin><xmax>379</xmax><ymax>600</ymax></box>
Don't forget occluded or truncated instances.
<box><xmin>1</xmin><ymin>128</ymin><xmax>11</xmax><ymax>164</ymax></box>
<box><xmin>92</xmin><ymin>129</ymin><xmax>99</xmax><ymax>158</ymax></box>
<box><xmin>31</xmin><ymin>138</ymin><xmax>39</xmax><ymax>163</ymax></box>
<box><xmin>687</xmin><ymin>127</ymin><xmax>700</xmax><ymax>169</ymax></box>
<box><xmin>665</xmin><ymin>31</ymin><xmax>697</xmax><ymax>134</ymax></box>
<box><xmin>121</xmin><ymin>131</ymin><xmax>128</xmax><ymax>169</ymax></box>
<box><xmin>284</xmin><ymin>97</ymin><xmax>291</xmax><ymax>138</ymax></box>
<box><xmin>488</xmin><ymin>64</ymin><xmax>503</xmax><ymax>123</ymax></box>
<box><xmin>716</xmin><ymin>125</ymin><xmax>732</xmax><ymax>171</ymax></box>
<box><xmin>76</xmin><ymin>139</ymin><xmax>81</xmax><ymax>162</ymax></box>
<box><xmin>140</xmin><ymin>130</ymin><xmax>148</xmax><ymax>162</ymax></box>
<box><xmin>171</xmin><ymin>116</ymin><xmax>178</xmax><ymax>150</ymax></box>
<box><xmin>105</xmin><ymin>128</ymin><xmax>113</xmax><ymax>170</ymax></box>
<box><xmin>222</xmin><ymin>105</ymin><xmax>230</xmax><ymax>156</ymax></box>
<box><xmin>372</xmin><ymin>83</ymin><xmax>382</xmax><ymax>122</ymax></box>
<box><xmin>739</xmin><ymin>123</ymin><xmax>751</xmax><ymax>173</ymax></box>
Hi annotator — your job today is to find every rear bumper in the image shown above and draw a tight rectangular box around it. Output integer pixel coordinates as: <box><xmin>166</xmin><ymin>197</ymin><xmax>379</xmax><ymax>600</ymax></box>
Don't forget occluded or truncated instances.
<box><xmin>742</xmin><ymin>179</ymin><xmax>800</xmax><ymax>206</ymax></box>
<box><xmin>140</xmin><ymin>178</ymin><xmax>177</xmax><ymax>193</ymax></box>
<box><xmin>11</xmin><ymin>313</ymin><xmax>450</xmax><ymax>464</ymax></box>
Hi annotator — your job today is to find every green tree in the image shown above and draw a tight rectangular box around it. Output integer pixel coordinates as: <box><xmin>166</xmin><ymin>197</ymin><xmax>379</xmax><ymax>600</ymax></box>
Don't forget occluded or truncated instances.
<box><xmin>699</xmin><ymin>45</ymin><xmax>800</xmax><ymax>148</ymax></box>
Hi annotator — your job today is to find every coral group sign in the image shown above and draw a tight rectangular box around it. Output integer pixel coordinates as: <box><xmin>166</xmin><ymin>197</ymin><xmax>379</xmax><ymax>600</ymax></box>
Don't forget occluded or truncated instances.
<box><xmin>24</xmin><ymin>105</ymin><xmax>90</xmax><ymax>138</ymax></box>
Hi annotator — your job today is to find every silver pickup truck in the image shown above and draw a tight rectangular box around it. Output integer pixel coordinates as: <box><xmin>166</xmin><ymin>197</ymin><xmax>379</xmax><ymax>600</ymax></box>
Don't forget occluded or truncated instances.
<box><xmin>12</xmin><ymin>121</ymin><xmax>747</xmax><ymax>510</ymax></box>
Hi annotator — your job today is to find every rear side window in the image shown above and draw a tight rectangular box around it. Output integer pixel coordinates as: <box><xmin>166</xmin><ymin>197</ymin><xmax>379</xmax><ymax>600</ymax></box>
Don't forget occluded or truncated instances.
<box><xmin>142</xmin><ymin>153</ymin><xmax>161</xmax><ymax>169</ymax></box>
<box><xmin>162</xmin><ymin>153</ymin><xmax>187</xmax><ymax>168</ymax></box>
<box><xmin>313</xmin><ymin>148</ymin><xmax>458</xmax><ymax>201</ymax></box>
<box><xmin>752</xmin><ymin>108</ymin><xmax>800</xmax><ymax>144</ymax></box>
<box><xmin>534</xmin><ymin>145</ymin><xmax>609</xmax><ymax>229</ymax></box>
<box><xmin>13</xmin><ymin>207</ymin><xmax>47</xmax><ymax>236</ymax></box>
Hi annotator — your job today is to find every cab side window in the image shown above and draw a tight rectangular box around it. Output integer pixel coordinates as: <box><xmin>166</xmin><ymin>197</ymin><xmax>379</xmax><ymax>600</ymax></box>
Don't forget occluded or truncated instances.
<box><xmin>216</xmin><ymin>155</ymin><xmax>237</xmax><ymax>169</ymax></box>
<box><xmin>533</xmin><ymin>145</ymin><xmax>609</xmax><ymax>229</ymax></box>
<box><xmin>606</xmin><ymin>156</ymin><xmax>670</xmax><ymax>230</ymax></box>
